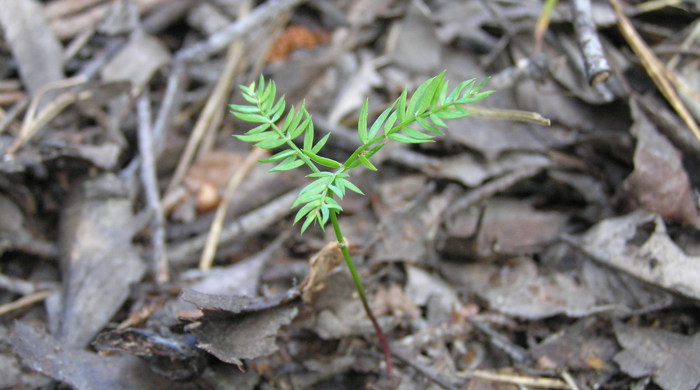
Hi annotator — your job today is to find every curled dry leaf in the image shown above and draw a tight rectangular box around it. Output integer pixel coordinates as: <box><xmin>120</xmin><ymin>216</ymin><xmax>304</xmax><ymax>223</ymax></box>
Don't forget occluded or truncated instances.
<box><xmin>180</xmin><ymin>289</ymin><xmax>299</xmax><ymax>365</ymax></box>
<box><xmin>623</xmin><ymin>100</ymin><xmax>699</xmax><ymax>227</ymax></box>
<box><xmin>581</xmin><ymin>211</ymin><xmax>700</xmax><ymax>301</ymax></box>
<box><xmin>300</xmin><ymin>240</ymin><xmax>344</xmax><ymax>304</ymax></box>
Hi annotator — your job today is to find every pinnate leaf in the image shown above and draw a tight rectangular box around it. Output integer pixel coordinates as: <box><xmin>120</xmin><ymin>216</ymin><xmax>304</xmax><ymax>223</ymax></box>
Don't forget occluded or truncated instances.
<box><xmin>358</xmin><ymin>100</ymin><xmax>369</xmax><ymax>144</ymax></box>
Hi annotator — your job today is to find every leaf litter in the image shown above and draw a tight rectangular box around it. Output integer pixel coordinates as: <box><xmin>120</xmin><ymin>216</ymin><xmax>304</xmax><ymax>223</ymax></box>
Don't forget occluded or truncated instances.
<box><xmin>1</xmin><ymin>0</ymin><xmax>700</xmax><ymax>389</ymax></box>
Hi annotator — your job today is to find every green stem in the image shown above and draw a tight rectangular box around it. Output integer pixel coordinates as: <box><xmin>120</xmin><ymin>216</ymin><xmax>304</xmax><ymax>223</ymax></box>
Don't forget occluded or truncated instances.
<box><xmin>329</xmin><ymin>211</ymin><xmax>394</xmax><ymax>380</ymax></box>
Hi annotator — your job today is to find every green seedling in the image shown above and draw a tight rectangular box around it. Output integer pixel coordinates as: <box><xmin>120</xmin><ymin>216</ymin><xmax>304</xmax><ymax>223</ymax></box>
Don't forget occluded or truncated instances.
<box><xmin>231</xmin><ymin>72</ymin><xmax>493</xmax><ymax>379</ymax></box>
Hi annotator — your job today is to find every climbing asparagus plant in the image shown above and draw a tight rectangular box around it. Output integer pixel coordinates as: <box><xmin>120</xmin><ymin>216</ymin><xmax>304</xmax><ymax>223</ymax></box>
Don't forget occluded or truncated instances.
<box><xmin>230</xmin><ymin>71</ymin><xmax>493</xmax><ymax>378</ymax></box>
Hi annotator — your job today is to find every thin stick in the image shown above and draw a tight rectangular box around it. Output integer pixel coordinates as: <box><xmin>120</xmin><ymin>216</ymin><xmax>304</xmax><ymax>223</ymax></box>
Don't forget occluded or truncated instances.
<box><xmin>610</xmin><ymin>0</ymin><xmax>700</xmax><ymax>143</ymax></box>
<box><xmin>197</xmin><ymin>0</ymin><xmax>252</xmax><ymax>157</ymax></box>
<box><xmin>0</xmin><ymin>290</ymin><xmax>53</xmax><ymax>316</ymax></box>
<box><xmin>153</xmin><ymin>60</ymin><xmax>186</xmax><ymax>156</ymax></box>
<box><xmin>561</xmin><ymin>371</ymin><xmax>581</xmax><ymax>390</ymax></box>
<box><xmin>168</xmin><ymin>188</ymin><xmax>299</xmax><ymax>265</ymax></box>
<box><xmin>571</xmin><ymin>0</ymin><xmax>611</xmax><ymax>85</ymax></box>
<box><xmin>137</xmin><ymin>89</ymin><xmax>169</xmax><ymax>284</ymax></box>
<box><xmin>199</xmin><ymin>147</ymin><xmax>267</xmax><ymax>271</ymax></box>
<box><xmin>6</xmin><ymin>75</ymin><xmax>88</xmax><ymax>154</ymax></box>
<box><xmin>0</xmin><ymin>97</ymin><xmax>28</xmax><ymax>134</ymax></box>
<box><xmin>0</xmin><ymin>273</ymin><xmax>40</xmax><ymax>295</ymax></box>
<box><xmin>465</xmin><ymin>106</ymin><xmax>551</xmax><ymax>126</ymax></box>
<box><xmin>456</xmin><ymin>369</ymin><xmax>570</xmax><ymax>389</ymax></box>
<box><xmin>329</xmin><ymin>211</ymin><xmax>394</xmax><ymax>380</ymax></box>
<box><xmin>166</xmin><ymin>2</ymin><xmax>250</xmax><ymax>195</ymax></box>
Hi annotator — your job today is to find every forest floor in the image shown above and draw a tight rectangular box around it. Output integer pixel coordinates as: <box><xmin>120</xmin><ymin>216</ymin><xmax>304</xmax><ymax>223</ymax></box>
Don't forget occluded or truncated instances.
<box><xmin>1</xmin><ymin>0</ymin><xmax>700</xmax><ymax>389</ymax></box>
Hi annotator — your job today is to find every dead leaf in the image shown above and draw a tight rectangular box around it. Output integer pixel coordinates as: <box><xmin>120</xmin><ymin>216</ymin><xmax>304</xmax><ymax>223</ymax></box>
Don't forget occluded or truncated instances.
<box><xmin>10</xmin><ymin>322</ymin><xmax>198</xmax><ymax>390</ymax></box>
<box><xmin>440</xmin><ymin>198</ymin><xmax>567</xmax><ymax>259</ymax></box>
<box><xmin>180</xmin><ymin>289</ymin><xmax>299</xmax><ymax>364</ymax></box>
<box><xmin>614</xmin><ymin>322</ymin><xmax>700</xmax><ymax>390</ymax></box>
<box><xmin>404</xmin><ymin>265</ymin><xmax>458</xmax><ymax>323</ymax></box>
<box><xmin>581</xmin><ymin>211</ymin><xmax>700</xmax><ymax>301</ymax></box>
<box><xmin>430</xmin><ymin>153</ymin><xmax>550</xmax><ymax>188</ymax></box>
<box><xmin>372</xmin><ymin>283</ymin><xmax>420</xmax><ymax>320</ymax></box>
<box><xmin>441</xmin><ymin>257</ymin><xmax>605</xmax><ymax>319</ymax></box>
<box><xmin>432</xmin><ymin>0</ymin><xmax>494</xmax><ymax>48</ymax></box>
<box><xmin>300</xmin><ymin>241</ymin><xmax>344</xmax><ymax>304</ymax></box>
<box><xmin>101</xmin><ymin>32</ymin><xmax>171</xmax><ymax>93</ymax></box>
<box><xmin>530</xmin><ymin>318</ymin><xmax>618</xmax><ymax>371</ymax></box>
<box><xmin>373</xmin><ymin>183</ymin><xmax>455</xmax><ymax>263</ymax></box>
<box><xmin>297</xmin><ymin>271</ymin><xmax>381</xmax><ymax>339</ymax></box>
<box><xmin>623</xmin><ymin>100</ymin><xmax>699</xmax><ymax>226</ymax></box>
<box><xmin>328</xmin><ymin>50</ymin><xmax>382</xmax><ymax>125</ymax></box>
<box><xmin>0</xmin><ymin>0</ymin><xmax>64</xmax><ymax>98</ymax></box>
<box><xmin>58</xmin><ymin>174</ymin><xmax>146</xmax><ymax>349</ymax></box>
<box><xmin>387</xmin><ymin>1</ymin><xmax>441</xmax><ymax>73</ymax></box>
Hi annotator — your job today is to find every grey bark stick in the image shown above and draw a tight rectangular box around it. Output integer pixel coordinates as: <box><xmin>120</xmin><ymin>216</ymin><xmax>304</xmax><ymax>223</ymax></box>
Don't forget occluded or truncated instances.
<box><xmin>571</xmin><ymin>0</ymin><xmax>612</xmax><ymax>85</ymax></box>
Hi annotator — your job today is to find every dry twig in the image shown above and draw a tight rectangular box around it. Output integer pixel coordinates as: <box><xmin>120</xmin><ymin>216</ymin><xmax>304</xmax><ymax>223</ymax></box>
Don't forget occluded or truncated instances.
<box><xmin>168</xmin><ymin>188</ymin><xmax>299</xmax><ymax>265</ymax></box>
<box><xmin>137</xmin><ymin>90</ymin><xmax>169</xmax><ymax>284</ymax></box>
<box><xmin>610</xmin><ymin>0</ymin><xmax>700</xmax><ymax>143</ymax></box>
<box><xmin>455</xmin><ymin>368</ymin><xmax>570</xmax><ymax>389</ymax></box>
<box><xmin>571</xmin><ymin>0</ymin><xmax>612</xmax><ymax>85</ymax></box>
<box><xmin>199</xmin><ymin>147</ymin><xmax>268</xmax><ymax>271</ymax></box>
<box><xmin>0</xmin><ymin>290</ymin><xmax>53</xmax><ymax>316</ymax></box>
<box><xmin>166</xmin><ymin>1</ymin><xmax>251</xmax><ymax>195</ymax></box>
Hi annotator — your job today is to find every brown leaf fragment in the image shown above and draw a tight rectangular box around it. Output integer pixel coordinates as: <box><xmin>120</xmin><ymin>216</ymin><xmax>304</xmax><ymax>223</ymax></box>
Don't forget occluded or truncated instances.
<box><xmin>530</xmin><ymin>318</ymin><xmax>618</xmax><ymax>371</ymax></box>
<box><xmin>180</xmin><ymin>289</ymin><xmax>299</xmax><ymax>364</ymax></box>
<box><xmin>441</xmin><ymin>257</ymin><xmax>603</xmax><ymax>319</ymax></box>
<box><xmin>101</xmin><ymin>32</ymin><xmax>171</xmax><ymax>93</ymax></box>
<box><xmin>300</xmin><ymin>241</ymin><xmax>344</xmax><ymax>304</ymax></box>
<box><xmin>374</xmin><ymin>183</ymin><xmax>456</xmax><ymax>263</ymax></box>
<box><xmin>441</xmin><ymin>198</ymin><xmax>567</xmax><ymax>259</ymax></box>
<box><xmin>623</xmin><ymin>100</ymin><xmax>700</xmax><ymax>226</ymax></box>
<box><xmin>614</xmin><ymin>322</ymin><xmax>700</xmax><ymax>390</ymax></box>
<box><xmin>474</xmin><ymin>198</ymin><xmax>567</xmax><ymax>257</ymax></box>
<box><xmin>181</xmin><ymin>288</ymin><xmax>299</xmax><ymax>318</ymax></box>
<box><xmin>10</xmin><ymin>322</ymin><xmax>198</xmax><ymax>390</ymax></box>
<box><xmin>190</xmin><ymin>304</ymin><xmax>298</xmax><ymax>364</ymax></box>
<box><xmin>300</xmin><ymin>272</ymin><xmax>379</xmax><ymax>339</ymax></box>
<box><xmin>387</xmin><ymin>1</ymin><xmax>441</xmax><ymax>73</ymax></box>
<box><xmin>58</xmin><ymin>174</ymin><xmax>146</xmax><ymax>349</ymax></box>
<box><xmin>581</xmin><ymin>211</ymin><xmax>700</xmax><ymax>301</ymax></box>
<box><xmin>0</xmin><ymin>0</ymin><xmax>64</xmax><ymax>97</ymax></box>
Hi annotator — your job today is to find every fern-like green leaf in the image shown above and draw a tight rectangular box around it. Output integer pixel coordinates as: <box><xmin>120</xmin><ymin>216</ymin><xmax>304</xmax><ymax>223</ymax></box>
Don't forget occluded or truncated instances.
<box><xmin>235</xmin><ymin>132</ymin><xmax>275</xmax><ymax>143</ymax></box>
<box><xmin>259</xmin><ymin>149</ymin><xmax>295</xmax><ymax>163</ymax></box>
<box><xmin>270</xmin><ymin>157</ymin><xmax>304</xmax><ymax>172</ymax></box>
<box><xmin>368</xmin><ymin>103</ymin><xmax>394</xmax><ymax>140</ymax></box>
<box><xmin>358</xmin><ymin>100</ymin><xmax>369</xmax><ymax>144</ymax></box>
<box><xmin>304</xmin><ymin>150</ymin><xmax>342</xmax><ymax>168</ymax></box>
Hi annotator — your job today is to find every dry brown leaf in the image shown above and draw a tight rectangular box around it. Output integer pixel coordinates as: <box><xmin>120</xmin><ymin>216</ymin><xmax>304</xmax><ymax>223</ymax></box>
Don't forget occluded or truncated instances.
<box><xmin>0</xmin><ymin>0</ymin><xmax>64</xmax><ymax>97</ymax></box>
<box><xmin>581</xmin><ymin>211</ymin><xmax>700</xmax><ymax>301</ymax></box>
<box><xmin>58</xmin><ymin>174</ymin><xmax>146</xmax><ymax>349</ymax></box>
<box><xmin>623</xmin><ymin>100</ymin><xmax>699</xmax><ymax>226</ymax></box>
<box><xmin>180</xmin><ymin>289</ymin><xmax>299</xmax><ymax>365</ymax></box>
<box><xmin>614</xmin><ymin>322</ymin><xmax>700</xmax><ymax>390</ymax></box>
<box><xmin>11</xmin><ymin>322</ymin><xmax>198</xmax><ymax>390</ymax></box>
<box><xmin>300</xmin><ymin>241</ymin><xmax>344</xmax><ymax>304</ymax></box>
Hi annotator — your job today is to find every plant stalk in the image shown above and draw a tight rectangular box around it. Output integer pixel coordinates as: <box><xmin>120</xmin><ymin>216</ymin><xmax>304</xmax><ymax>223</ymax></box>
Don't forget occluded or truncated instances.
<box><xmin>329</xmin><ymin>211</ymin><xmax>394</xmax><ymax>380</ymax></box>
